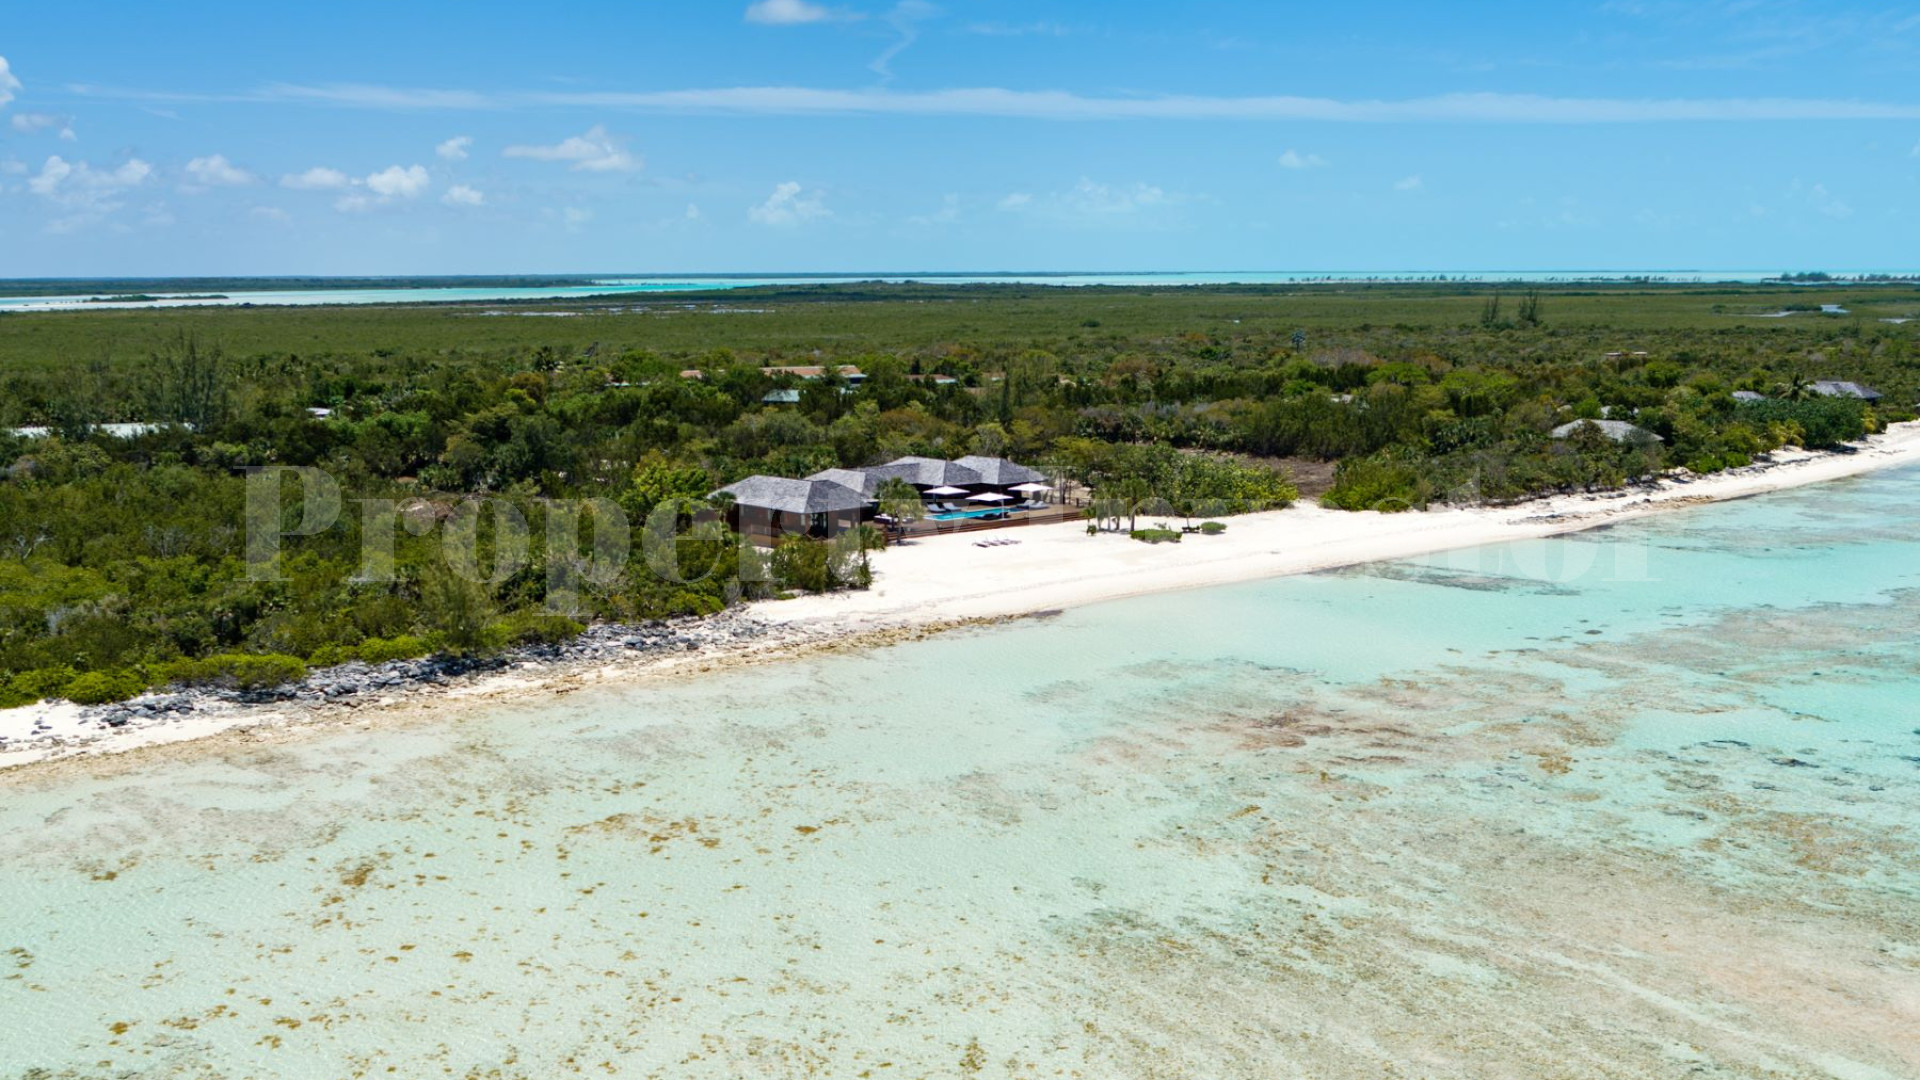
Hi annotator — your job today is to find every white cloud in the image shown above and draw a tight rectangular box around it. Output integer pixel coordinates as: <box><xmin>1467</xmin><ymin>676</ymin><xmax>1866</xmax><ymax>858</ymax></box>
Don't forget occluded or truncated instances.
<box><xmin>335</xmin><ymin>193</ymin><xmax>374</xmax><ymax>213</ymax></box>
<box><xmin>502</xmin><ymin>124</ymin><xmax>641</xmax><ymax>172</ymax></box>
<box><xmin>250</xmin><ymin>206</ymin><xmax>292</xmax><ymax>223</ymax></box>
<box><xmin>744</xmin><ymin>0</ymin><xmax>832</xmax><ymax>24</ymax></box>
<box><xmin>996</xmin><ymin>192</ymin><xmax>1032</xmax><ymax>210</ymax></box>
<box><xmin>441</xmin><ymin>183</ymin><xmax>484</xmax><ymax>207</ymax></box>
<box><xmin>686</xmin><ymin>202</ymin><xmax>702</xmax><ymax>220</ymax></box>
<box><xmin>1277</xmin><ymin>149</ymin><xmax>1328</xmax><ymax>169</ymax></box>
<box><xmin>749</xmin><ymin>180</ymin><xmax>829</xmax><ymax>226</ymax></box>
<box><xmin>185</xmin><ymin>154</ymin><xmax>255</xmax><ymax>187</ymax></box>
<box><xmin>437</xmin><ymin>135</ymin><xmax>473</xmax><ymax>161</ymax></box>
<box><xmin>0</xmin><ymin>55</ymin><xmax>21</xmax><ymax>109</ymax></box>
<box><xmin>26</xmin><ymin>154</ymin><xmax>154</xmax><ymax>230</ymax></box>
<box><xmin>365</xmin><ymin>164</ymin><xmax>431</xmax><ymax>198</ymax></box>
<box><xmin>281</xmin><ymin>166</ymin><xmax>351</xmax><ymax>190</ymax></box>
<box><xmin>29</xmin><ymin>155</ymin><xmax>152</xmax><ymax>202</ymax></box>
<box><xmin>1394</xmin><ymin>174</ymin><xmax>1424</xmax><ymax>191</ymax></box>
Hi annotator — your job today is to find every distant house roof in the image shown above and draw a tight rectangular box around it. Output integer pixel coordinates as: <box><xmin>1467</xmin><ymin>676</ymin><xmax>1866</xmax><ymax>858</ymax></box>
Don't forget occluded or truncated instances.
<box><xmin>761</xmin><ymin>389</ymin><xmax>802</xmax><ymax>405</ymax></box>
<box><xmin>952</xmin><ymin>455</ymin><xmax>1045</xmax><ymax>486</ymax></box>
<box><xmin>1810</xmin><ymin>380</ymin><xmax>1881</xmax><ymax>401</ymax></box>
<box><xmin>1732</xmin><ymin>390</ymin><xmax>1767</xmax><ymax>402</ymax></box>
<box><xmin>877</xmin><ymin>456</ymin><xmax>985</xmax><ymax>487</ymax></box>
<box><xmin>713</xmin><ymin>476</ymin><xmax>869</xmax><ymax>516</ymax></box>
<box><xmin>763</xmin><ymin>364</ymin><xmax>865</xmax><ymax>381</ymax></box>
<box><xmin>1551</xmin><ymin>419</ymin><xmax>1663</xmax><ymax>444</ymax></box>
<box><xmin>679</xmin><ymin>369</ymin><xmax>705</xmax><ymax>380</ymax></box>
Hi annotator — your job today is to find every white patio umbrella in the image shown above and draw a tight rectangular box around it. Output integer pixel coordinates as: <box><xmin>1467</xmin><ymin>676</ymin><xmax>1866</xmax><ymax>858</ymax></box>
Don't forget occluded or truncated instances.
<box><xmin>968</xmin><ymin>491</ymin><xmax>1014</xmax><ymax>502</ymax></box>
<box><xmin>1008</xmin><ymin>482</ymin><xmax>1053</xmax><ymax>494</ymax></box>
<box><xmin>924</xmin><ymin>485</ymin><xmax>969</xmax><ymax>497</ymax></box>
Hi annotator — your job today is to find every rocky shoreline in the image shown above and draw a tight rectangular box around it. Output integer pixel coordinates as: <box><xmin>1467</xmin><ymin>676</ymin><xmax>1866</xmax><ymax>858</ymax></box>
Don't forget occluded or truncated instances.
<box><xmin>0</xmin><ymin>611</ymin><xmax>791</xmax><ymax>764</ymax></box>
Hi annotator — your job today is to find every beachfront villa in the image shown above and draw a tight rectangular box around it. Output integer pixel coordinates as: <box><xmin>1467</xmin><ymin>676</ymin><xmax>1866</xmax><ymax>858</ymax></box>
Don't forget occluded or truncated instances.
<box><xmin>717</xmin><ymin>455</ymin><xmax>1064</xmax><ymax>544</ymax></box>
<box><xmin>713</xmin><ymin>475</ymin><xmax>870</xmax><ymax>546</ymax></box>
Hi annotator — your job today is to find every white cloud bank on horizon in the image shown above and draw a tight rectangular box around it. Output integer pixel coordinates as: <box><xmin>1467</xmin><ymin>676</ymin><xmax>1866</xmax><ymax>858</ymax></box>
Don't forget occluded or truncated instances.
<box><xmin>502</xmin><ymin>125</ymin><xmax>641</xmax><ymax>171</ymax></box>
<box><xmin>88</xmin><ymin>81</ymin><xmax>1920</xmax><ymax>124</ymax></box>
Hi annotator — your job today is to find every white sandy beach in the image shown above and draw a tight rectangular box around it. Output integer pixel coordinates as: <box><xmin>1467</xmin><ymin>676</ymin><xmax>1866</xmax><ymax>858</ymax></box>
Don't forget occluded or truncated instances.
<box><xmin>5</xmin><ymin>420</ymin><xmax>1919</xmax><ymax>771</ymax></box>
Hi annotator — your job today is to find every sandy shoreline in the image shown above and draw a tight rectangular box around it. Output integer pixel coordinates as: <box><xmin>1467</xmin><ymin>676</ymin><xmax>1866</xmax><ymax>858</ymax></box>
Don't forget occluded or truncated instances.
<box><xmin>5</xmin><ymin>420</ymin><xmax>1919</xmax><ymax>774</ymax></box>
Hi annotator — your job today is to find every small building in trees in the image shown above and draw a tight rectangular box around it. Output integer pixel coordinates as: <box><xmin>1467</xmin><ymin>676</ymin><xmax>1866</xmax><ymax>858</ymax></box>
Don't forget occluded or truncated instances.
<box><xmin>1810</xmin><ymin>380</ymin><xmax>1882</xmax><ymax>402</ymax></box>
<box><xmin>1551</xmin><ymin>419</ymin><xmax>1663</xmax><ymax>445</ymax></box>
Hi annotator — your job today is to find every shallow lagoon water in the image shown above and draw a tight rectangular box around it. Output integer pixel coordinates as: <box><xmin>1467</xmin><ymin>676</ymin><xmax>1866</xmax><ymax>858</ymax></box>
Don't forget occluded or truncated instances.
<box><xmin>4</xmin><ymin>470</ymin><xmax>1920</xmax><ymax>1078</ymax></box>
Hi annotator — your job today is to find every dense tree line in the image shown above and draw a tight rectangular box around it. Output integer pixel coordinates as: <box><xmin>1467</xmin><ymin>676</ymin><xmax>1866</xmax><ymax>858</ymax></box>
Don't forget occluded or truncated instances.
<box><xmin>0</xmin><ymin>289</ymin><xmax>1913</xmax><ymax>706</ymax></box>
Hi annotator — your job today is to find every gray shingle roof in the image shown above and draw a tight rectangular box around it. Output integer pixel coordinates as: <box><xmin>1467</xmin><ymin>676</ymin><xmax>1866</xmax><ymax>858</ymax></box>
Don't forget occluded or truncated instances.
<box><xmin>1810</xmin><ymin>380</ymin><xmax>1881</xmax><ymax>401</ymax></box>
<box><xmin>713</xmin><ymin>476</ymin><xmax>869</xmax><ymax>515</ymax></box>
<box><xmin>1550</xmin><ymin>419</ymin><xmax>1663</xmax><ymax>443</ymax></box>
<box><xmin>878</xmin><ymin>456</ymin><xmax>985</xmax><ymax>487</ymax></box>
<box><xmin>804</xmin><ymin>467</ymin><xmax>885</xmax><ymax>498</ymax></box>
<box><xmin>952</xmin><ymin>455</ymin><xmax>1046</xmax><ymax>485</ymax></box>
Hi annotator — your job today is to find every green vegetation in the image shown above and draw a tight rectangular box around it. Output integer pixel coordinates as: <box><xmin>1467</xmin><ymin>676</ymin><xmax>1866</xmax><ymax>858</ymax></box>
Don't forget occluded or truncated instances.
<box><xmin>0</xmin><ymin>281</ymin><xmax>1914</xmax><ymax>706</ymax></box>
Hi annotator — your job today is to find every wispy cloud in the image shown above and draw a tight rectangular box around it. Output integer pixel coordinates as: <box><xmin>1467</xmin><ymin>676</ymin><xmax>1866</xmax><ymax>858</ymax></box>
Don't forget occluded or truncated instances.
<box><xmin>281</xmin><ymin>166</ymin><xmax>351</xmax><ymax>190</ymax></box>
<box><xmin>749</xmin><ymin>180</ymin><xmax>829</xmax><ymax>226</ymax></box>
<box><xmin>441</xmin><ymin>184</ymin><xmax>485</xmax><ymax>207</ymax></box>
<box><xmin>965</xmin><ymin>21</ymin><xmax>1076</xmax><ymax>37</ymax></box>
<box><xmin>89</xmin><ymin>82</ymin><xmax>1920</xmax><ymax>124</ymax></box>
<box><xmin>1394</xmin><ymin>174</ymin><xmax>1424</xmax><ymax>191</ymax></box>
<box><xmin>870</xmin><ymin>1</ymin><xmax>940</xmax><ymax>78</ymax></box>
<box><xmin>9</xmin><ymin>112</ymin><xmax>75</xmax><ymax>140</ymax></box>
<box><xmin>436</xmin><ymin>135</ymin><xmax>472</xmax><ymax>161</ymax></box>
<box><xmin>502</xmin><ymin>125</ymin><xmax>642</xmax><ymax>171</ymax></box>
<box><xmin>1278</xmin><ymin>149</ymin><xmax>1329</xmax><ymax>169</ymax></box>
<box><xmin>906</xmin><ymin>193</ymin><xmax>962</xmax><ymax>225</ymax></box>
<box><xmin>744</xmin><ymin>0</ymin><xmax>839</xmax><ymax>25</ymax></box>
<box><xmin>996</xmin><ymin>178</ymin><xmax>1190</xmax><ymax>228</ymax></box>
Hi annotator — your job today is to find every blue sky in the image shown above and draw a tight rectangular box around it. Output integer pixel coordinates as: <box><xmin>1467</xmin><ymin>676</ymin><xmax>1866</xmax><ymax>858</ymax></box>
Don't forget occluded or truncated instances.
<box><xmin>2</xmin><ymin>0</ymin><xmax>1918</xmax><ymax>276</ymax></box>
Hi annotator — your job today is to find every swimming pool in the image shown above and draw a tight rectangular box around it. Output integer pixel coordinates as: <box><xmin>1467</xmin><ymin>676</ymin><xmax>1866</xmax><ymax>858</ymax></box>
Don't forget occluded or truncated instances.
<box><xmin>929</xmin><ymin>507</ymin><xmax>1013</xmax><ymax>521</ymax></box>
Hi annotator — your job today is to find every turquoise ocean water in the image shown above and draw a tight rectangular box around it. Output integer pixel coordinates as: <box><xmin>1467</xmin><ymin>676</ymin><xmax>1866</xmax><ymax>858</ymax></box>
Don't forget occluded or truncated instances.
<box><xmin>0</xmin><ymin>269</ymin><xmax>1901</xmax><ymax>311</ymax></box>
<box><xmin>3</xmin><ymin>468</ymin><xmax>1918</xmax><ymax>1078</ymax></box>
